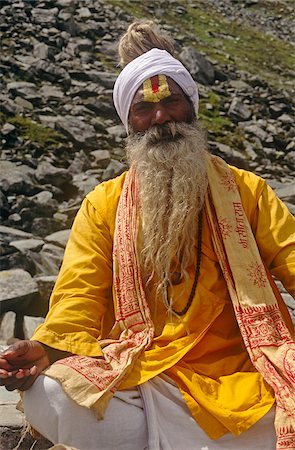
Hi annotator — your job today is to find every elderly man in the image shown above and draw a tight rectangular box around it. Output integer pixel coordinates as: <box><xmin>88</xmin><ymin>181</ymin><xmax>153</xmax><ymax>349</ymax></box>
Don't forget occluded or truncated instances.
<box><xmin>0</xmin><ymin>21</ymin><xmax>294</xmax><ymax>450</ymax></box>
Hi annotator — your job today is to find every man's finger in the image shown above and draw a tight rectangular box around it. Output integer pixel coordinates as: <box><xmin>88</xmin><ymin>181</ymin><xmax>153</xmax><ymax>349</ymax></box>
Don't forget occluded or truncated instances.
<box><xmin>5</xmin><ymin>374</ymin><xmax>37</xmax><ymax>392</ymax></box>
<box><xmin>1</xmin><ymin>341</ymin><xmax>30</xmax><ymax>359</ymax></box>
<box><xmin>0</xmin><ymin>358</ymin><xmax>16</xmax><ymax>371</ymax></box>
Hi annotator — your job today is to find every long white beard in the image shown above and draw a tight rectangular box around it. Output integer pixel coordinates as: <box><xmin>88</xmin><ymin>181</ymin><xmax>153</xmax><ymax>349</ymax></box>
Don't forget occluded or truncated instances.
<box><xmin>126</xmin><ymin>120</ymin><xmax>208</xmax><ymax>306</ymax></box>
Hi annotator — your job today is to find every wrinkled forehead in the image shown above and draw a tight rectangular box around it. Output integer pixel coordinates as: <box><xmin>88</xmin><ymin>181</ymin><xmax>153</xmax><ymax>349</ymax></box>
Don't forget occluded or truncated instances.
<box><xmin>132</xmin><ymin>74</ymin><xmax>186</xmax><ymax>105</ymax></box>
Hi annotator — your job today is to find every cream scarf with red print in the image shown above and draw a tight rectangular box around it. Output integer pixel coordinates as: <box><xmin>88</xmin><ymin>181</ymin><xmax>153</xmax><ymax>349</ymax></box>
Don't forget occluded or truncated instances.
<box><xmin>44</xmin><ymin>155</ymin><xmax>294</xmax><ymax>449</ymax></box>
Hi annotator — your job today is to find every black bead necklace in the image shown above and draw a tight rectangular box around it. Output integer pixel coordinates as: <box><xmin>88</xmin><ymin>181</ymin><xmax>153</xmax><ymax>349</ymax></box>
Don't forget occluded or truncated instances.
<box><xmin>168</xmin><ymin>208</ymin><xmax>203</xmax><ymax>316</ymax></box>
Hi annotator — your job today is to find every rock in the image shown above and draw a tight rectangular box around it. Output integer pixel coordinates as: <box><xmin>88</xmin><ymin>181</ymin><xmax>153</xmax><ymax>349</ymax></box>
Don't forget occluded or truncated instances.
<box><xmin>0</xmin><ymin>269</ymin><xmax>39</xmax><ymax>314</ymax></box>
<box><xmin>102</xmin><ymin>159</ymin><xmax>126</xmax><ymax>181</ymax></box>
<box><xmin>269</xmin><ymin>103</ymin><xmax>289</xmax><ymax>118</ymax></box>
<box><xmin>274</xmin><ymin>182</ymin><xmax>295</xmax><ymax>203</ymax></box>
<box><xmin>90</xmin><ymin>149</ymin><xmax>111</xmax><ymax>169</ymax></box>
<box><xmin>87</xmin><ymin>70</ymin><xmax>117</xmax><ymax>88</ymax></box>
<box><xmin>66</xmin><ymin>38</ymin><xmax>93</xmax><ymax>56</ymax></box>
<box><xmin>228</xmin><ymin>97</ymin><xmax>252</xmax><ymax>121</ymax></box>
<box><xmin>179</xmin><ymin>47</ymin><xmax>216</xmax><ymax>85</ymax></box>
<box><xmin>10</xmin><ymin>238</ymin><xmax>44</xmax><ymax>253</ymax></box>
<box><xmin>39</xmin><ymin>243</ymin><xmax>65</xmax><ymax>274</ymax></box>
<box><xmin>285</xmin><ymin>151</ymin><xmax>295</xmax><ymax>167</ymax></box>
<box><xmin>0</xmin><ymin>161</ymin><xmax>37</xmax><ymax>195</ymax></box>
<box><xmin>244</xmin><ymin>124</ymin><xmax>268</xmax><ymax>142</ymax></box>
<box><xmin>31</xmin><ymin>217</ymin><xmax>64</xmax><ymax>238</ymax></box>
<box><xmin>31</xmin><ymin>7</ymin><xmax>58</xmax><ymax>25</ymax></box>
<box><xmin>45</xmin><ymin>229</ymin><xmax>71</xmax><ymax>248</ymax></box>
<box><xmin>0</xmin><ymin>226</ymin><xmax>34</xmax><ymax>246</ymax></box>
<box><xmin>72</xmin><ymin>173</ymin><xmax>101</xmax><ymax>196</ymax></box>
<box><xmin>0</xmin><ymin>192</ymin><xmax>9</xmax><ymax>220</ymax></box>
<box><xmin>35</xmin><ymin>275</ymin><xmax>57</xmax><ymax>306</ymax></box>
<box><xmin>56</xmin><ymin>115</ymin><xmax>97</xmax><ymax>149</ymax></box>
<box><xmin>282</xmin><ymin>293</ymin><xmax>295</xmax><ymax>310</ymax></box>
<box><xmin>0</xmin><ymin>312</ymin><xmax>16</xmax><ymax>343</ymax></box>
<box><xmin>106</xmin><ymin>124</ymin><xmax>126</xmax><ymax>140</ymax></box>
<box><xmin>32</xmin><ymin>60</ymin><xmax>71</xmax><ymax>89</ymax></box>
<box><xmin>39</xmin><ymin>84</ymin><xmax>64</xmax><ymax>101</ymax></box>
<box><xmin>35</xmin><ymin>161</ymin><xmax>72</xmax><ymax>187</ymax></box>
<box><xmin>30</xmin><ymin>190</ymin><xmax>59</xmax><ymax>213</ymax></box>
<box><xmin>68</xmin><ymin>150</ymin><xmax>92</xmax><ymax>174</ymax></box>
<box><xmin>0</xmin><ymin>250</ymin><xmax>36</xmax><ymax>275</ymax></box>
<box><xmin>210</xmin><ymin>142</ymin><xmax>249</xmax><ymax>169</ymax></box>
<box><xmin>14</xmin><ymin>96</ymin><xmax>34</xmax><ymax>110</ymax></box>
<box><xmin>1</xmin><ymin>123</ymin><xmax>16</xmax><ymax>136</ymax></box>
<box><xmin>33</xmin><ymin>42</ymin><xmax>49</xmax><ymax>59</ymax></box>
<box><xmin>23</xmin><ymin>316</ymin><xmax>44</xmax><ymax>339</ymax></box>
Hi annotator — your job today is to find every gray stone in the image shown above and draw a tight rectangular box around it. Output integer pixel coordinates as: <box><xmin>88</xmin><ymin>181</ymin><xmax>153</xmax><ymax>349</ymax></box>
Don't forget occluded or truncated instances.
<box><xmin>77</xmin><ymin>7</ymin><xmax>92</xmax><ymax>19</ymax></box>
<box><xmin>106</xmin><ymin>124</ymin><xmax>126</xmax><ymax>139</ymax></box>
<box><xmin>72</xmin><ymin>173</ymin><xmax>101</xmax><ymax>196</ymax></box>
<box><xmin>179</xmin><ymin>47</ymin><xmax>215</xmax><ymax>85</ymax></box>
<box><xmin>38</xmin><ymin>114</ymin><xmax>59</xmax><ymax>129</ymax></box>
<box><xmin>31</xmin><ymin>190</ymin><xmax>59</xmax><ymax>212</ymax></box>
<box><xmin>68</xmin><ymin>150</ymin><xmax>92</xmax><ymax>175</ymax></box>
<box><xmin>35</xmin><ymin>161</ymin><xmax>72</xmax><ymax>187</ymax></box>
<box><xmin>284</xmin><ymin>202</ymin><xmax>295</xmax><ymax>216</ymax></box>
<box><xmin>0</xmin><ymin>269</ymin><xmax>39</xmax><ymax>314</ymax></box>
<box><xmin>0</xmin><ymin>161</ymin><xmax>36</xmax><ymax>195</ymax></box>
<box><xmin>102</xmin><ymin>160</ymin><xmax>126</xmax><ymax>181</ymax></box>
<box><xmin>244</xmin><ymin>124</ymin><xmax>268</xmax><ymax>142</ymax></box>
<box><xmin>90</xmin><ymin>149</ymin><xmax>111</xmax><ymax>169</ymax></box>
<box><xmin>228</xmin><ymin>98</ymin><xmax>252</xmax><ymax>121</ymax></box>
<box><xmin>33</xmin><ymin>42</ymin><xmax>49</xmax><ymax>60</ymax></box>
<box><xmin>31</xmin><ymin>7</ymin><xmax>58</xmax><ymax>24</ymax></box>
<box><xmin>14</xmin><ymin>96</ymin><xmax>34</xmax><ymax>110</ymax></box>
<box><xmin>31</xmin><ymin>217</ymin><xmax>64</xmax><ymax>238</ymax></box>
<box><xmin>0</xmin><ymin>226</ymin><xmax>33</xmax><ymax>243</ymax></box>
<box><xmin>0</xmin><ymin>388</ymin><xmax>23</xmax><ymax>427</ymax></box>
<box><xmin>10</xmin><ymin>239</ymin><xmax>44</xmax><ymax>253</ymax></box>
<box><xmin>0</xmin><ymin>311</ymin><xmax>16</xmax><ymax>343</ymax></box>
<box><xmin>282</xmin><ymin>293</ymin><xmax>295</xmax><ymax>310</ymax></box>
<box><xmin>39</xmin><ymin>84</ymin><xmax>64</xmax><ymax>101</ymax></box>
<box><xmin>1</xmin><ymin>123</ymin><xmax>16</xmax><ymax>135</ymax></box>
<box><xmin>33</xmin><ymin>60</ymin><xmax>71</xmax><ymax>89</ymax></box>
<box><xmin>285</xmin><ymin>151</ymin><xmax>295</xmax><ymax>167</ymax></box>
<box><xmin>210</xmin><ymin>142</ymin><xmax>249</xmax><ymax>169</ymax></box>
<box><xmin>56</xmin><ymin>115</ymin><xmax>97</xmax><ymax>149</ymax></box>
<box><xmin>23</xmin><ymin>316</ymin><xmax>44</xmax><ymax>339</ymax></box>
<box><xmin>38</xmin><ymin>243</ymin><xmax>65</xmax><ymax>275</ymax></box>
<box><xmin>274</xmin><ymin>182</ymin><xmax>295</xmax><ymax>203</ymax></box>
<box><xmin>87</xmin><ymin>70</ymin><xmax>117</xmax><ymax>88</ymax></box>
<box><xmin>45</xmin><ymin>229</ymin><xmax>71</xmax><ymax>248</ymax></box>
<box><xmin>35</xmin><ymin>275</ymin><xmax>57</xmax><ymax>305</ymax></box>
<box><xmin>66</xmin><ymin>38</ymin><xmax>93</xmax><ymax>56</ymax></box>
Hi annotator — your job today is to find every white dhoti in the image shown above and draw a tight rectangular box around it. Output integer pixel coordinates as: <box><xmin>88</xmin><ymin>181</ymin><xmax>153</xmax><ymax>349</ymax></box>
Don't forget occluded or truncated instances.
<box><xmin>23</xmin><ymin>375</ymin><xmax>276</xmax><ymax>450</ymax></box>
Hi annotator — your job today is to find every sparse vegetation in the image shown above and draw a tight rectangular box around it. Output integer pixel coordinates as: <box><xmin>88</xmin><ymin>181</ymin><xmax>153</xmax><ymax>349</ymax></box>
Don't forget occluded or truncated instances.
<box><xmin>5</xmin><ymin>115</ymin><xmax>63</xmax><ymax>146</ymax></box>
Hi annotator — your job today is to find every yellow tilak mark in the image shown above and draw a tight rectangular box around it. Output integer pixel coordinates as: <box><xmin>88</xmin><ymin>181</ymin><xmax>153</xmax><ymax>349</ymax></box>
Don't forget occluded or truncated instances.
<box><xmin>143</xmin><ymin>74</ymin><xmax>171</xmax><ymax>103</ymax></box>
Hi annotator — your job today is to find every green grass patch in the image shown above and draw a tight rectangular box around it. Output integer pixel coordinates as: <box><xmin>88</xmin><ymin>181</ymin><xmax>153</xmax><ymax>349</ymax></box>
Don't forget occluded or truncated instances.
<box><xmin>6</xmin><ymin>115</ymin><xmax>63</xmax><ymax>146</ymax></box>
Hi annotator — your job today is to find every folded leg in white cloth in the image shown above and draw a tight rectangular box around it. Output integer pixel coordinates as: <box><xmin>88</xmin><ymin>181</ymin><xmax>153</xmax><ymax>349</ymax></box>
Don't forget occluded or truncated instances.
<box><xmin>23</xmin><ymin>375</ymin><xmax>276</xmax><ymax>450</ymax></box>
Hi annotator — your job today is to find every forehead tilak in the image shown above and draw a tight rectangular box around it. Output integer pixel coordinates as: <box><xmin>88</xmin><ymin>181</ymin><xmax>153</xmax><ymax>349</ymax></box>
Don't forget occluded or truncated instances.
<box><xmin>143</xmin><ymin>74</ymin><xmax>171</xmax><ymax>103</ymax></box>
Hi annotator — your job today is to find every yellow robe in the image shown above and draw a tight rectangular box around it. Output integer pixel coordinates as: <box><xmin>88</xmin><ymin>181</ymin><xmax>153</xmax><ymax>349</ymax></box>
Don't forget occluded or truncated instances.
<box><xmin>32</xmin><ymin>165</ymin><xmax>295</xmax><ymax>439</ymax></box>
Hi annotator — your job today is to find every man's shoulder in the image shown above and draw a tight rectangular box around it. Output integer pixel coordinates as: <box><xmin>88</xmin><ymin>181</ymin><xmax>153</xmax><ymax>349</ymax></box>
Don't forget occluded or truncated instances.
<box><xmin>86</xmin><ymin>171</ymin><xmax>127</xmax><ymax>211</ymax></box>
<box><xmin>229</xmin><ymin>164</ymin><xmax>266</xmax><ymax>196</ymax></box>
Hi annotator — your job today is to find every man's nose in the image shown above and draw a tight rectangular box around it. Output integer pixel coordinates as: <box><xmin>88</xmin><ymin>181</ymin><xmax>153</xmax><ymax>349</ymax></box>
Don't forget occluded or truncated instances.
<box><xmin>151</xmin><ymin>104</ymin><xmax>171</xmax><ymax>125</ymax></box>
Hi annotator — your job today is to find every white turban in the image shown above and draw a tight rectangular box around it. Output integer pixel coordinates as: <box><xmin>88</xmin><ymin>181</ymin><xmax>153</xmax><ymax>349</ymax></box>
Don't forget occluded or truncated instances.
<box><xmin>113</xmin><ymin>48</ymin><xmax>199</xmax><ymax>132</ymax></box>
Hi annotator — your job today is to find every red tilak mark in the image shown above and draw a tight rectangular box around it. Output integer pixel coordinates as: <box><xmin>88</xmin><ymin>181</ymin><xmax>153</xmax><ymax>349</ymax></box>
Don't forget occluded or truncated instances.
<box><xmin>151</xmin><ymin>77</ymin><xmax>160</xmax><ymax>93</ymax></box>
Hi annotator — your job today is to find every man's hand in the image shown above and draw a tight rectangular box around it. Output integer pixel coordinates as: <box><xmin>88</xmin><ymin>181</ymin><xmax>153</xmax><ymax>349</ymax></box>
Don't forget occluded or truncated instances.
<box><xmin>0</xmin><ymin>340</ymin><xmax>50</xmax><ymax>391</ymax></box>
